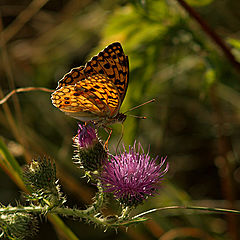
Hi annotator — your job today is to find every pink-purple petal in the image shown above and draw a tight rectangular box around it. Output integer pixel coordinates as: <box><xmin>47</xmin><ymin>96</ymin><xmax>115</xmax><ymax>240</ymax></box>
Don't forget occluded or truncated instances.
<box><xmin>100</xmin><ymin>142</ymin><xmax>169</xmax><ymax>206</ymax></box>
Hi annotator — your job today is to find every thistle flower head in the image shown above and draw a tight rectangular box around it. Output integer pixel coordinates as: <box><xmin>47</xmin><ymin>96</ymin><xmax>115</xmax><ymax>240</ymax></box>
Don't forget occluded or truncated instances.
<box><xmin>74</xmin><ymin>123</ymin><xmax>107</xmax><ymax>172</ymax></box>
<box><xmin>77</xmin><ymin>122</ymin><xmax>97</xmax><ymax>148</ymax></box>
<box><xmin>100</xmin><ymin>142</ymin><xmax>169</xmax><ymax>206</ymax></box>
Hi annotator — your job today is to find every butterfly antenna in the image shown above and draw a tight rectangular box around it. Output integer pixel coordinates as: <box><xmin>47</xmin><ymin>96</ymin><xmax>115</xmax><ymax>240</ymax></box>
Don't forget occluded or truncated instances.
<box><xmin>123</xmin><ymin>98</ymin><xmax>155</xmax><ymax>114</ymax></box>
<box><xmin>127</xmin><ymin>114</ymin><xmax>147</xmax><ymax>119</ymax></box>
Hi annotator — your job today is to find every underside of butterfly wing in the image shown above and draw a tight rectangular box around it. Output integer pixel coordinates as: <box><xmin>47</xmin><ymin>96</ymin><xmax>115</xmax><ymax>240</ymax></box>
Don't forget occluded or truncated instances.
<box><xmin>54</xmin><ymin>42</ymin><xmax>129</xmax><ymax>104</ymax></box>
<box><xmin>51</xmin><ymin>74</ymin><xmax>121</xmax><ymax>122</ymax></box>
<box><xmin>56</xmin><ymin>66</ymin><xmax>86</xmax><ymax>90</ymax></box>
<box><xmin>84</xmin><ymin>42</ymin><xmax>129</xmax><ymax>104</ymax></box>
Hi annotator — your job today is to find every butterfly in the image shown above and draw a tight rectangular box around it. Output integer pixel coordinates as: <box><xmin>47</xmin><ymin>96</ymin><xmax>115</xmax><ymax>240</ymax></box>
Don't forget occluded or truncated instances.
<box><xmin>51</xmin><ymin>42</ymin><xmax>129</xmax><ymax>127</ymax></box>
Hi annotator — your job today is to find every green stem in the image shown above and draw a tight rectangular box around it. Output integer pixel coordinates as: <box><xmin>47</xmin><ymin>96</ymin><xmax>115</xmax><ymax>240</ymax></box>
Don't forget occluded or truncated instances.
<box><xmin>119</xmin><ymin>206</ymin><xmax>132</xmax><ymax>220</ymax></box>
<box><xmin>92</xmin><ymin>182</ymin><xmax>105</xmax><ymax>213</ymax></box>
<box><xmin>2</xmin><ymin>205</ymin><xmax>239</xmax><ymax>228</ymax></box>
<box><xmin>0</xmin><ymin>205</ymin><xmax>134</xmax><ymax>227</ymax></box>
<box><xmin>132</xmin><ymin>205</ymin><xmax>240</xmax><ymax>219</ymax></box>
<box><xmin>0</xmin><ymin>206</ymin><xmax>45</xmax><ymax>214</ymax></box>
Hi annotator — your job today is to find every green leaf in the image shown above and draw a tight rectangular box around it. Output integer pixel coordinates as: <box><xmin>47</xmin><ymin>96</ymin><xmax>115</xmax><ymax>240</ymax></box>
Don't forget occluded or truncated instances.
<box><xmin>228</xmin><ymin>38</ymin><xmax>240</xmax><ymax>62</ymax></box>
<box><xmin>0</xmin><ymin>138</ymin><xmax>21</xmax><ymax>174</ymax></box>
<box><xmin>115</xmin><ymin>217</ymin><xmax>148</xmax><ymax>227</ymax></box>
<box><xmin>228</xmin><ymin>38</ymin><xmax>240</xmax><ymax>50</ymax></box>
<box><xmin>185</xmin><ymin>0</ymin><xmax>214</xmax><ymax>6</ymax></box>
<box><xmin>0</xmin><ymin>138</ymin><xmax>26</xmax><ymax>190</ymax></box>
<box><xmin>205</xmin><ymin>67</ymin><xmax>216</xmax><ymax>86</ymax></box>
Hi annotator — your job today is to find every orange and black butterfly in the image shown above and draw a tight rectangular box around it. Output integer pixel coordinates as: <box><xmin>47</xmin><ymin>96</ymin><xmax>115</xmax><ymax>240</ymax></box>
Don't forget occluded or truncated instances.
<box><xmin>51</xmin><ymin>42</ymin><xmax>129</xmax><ymax>127</ymax></box>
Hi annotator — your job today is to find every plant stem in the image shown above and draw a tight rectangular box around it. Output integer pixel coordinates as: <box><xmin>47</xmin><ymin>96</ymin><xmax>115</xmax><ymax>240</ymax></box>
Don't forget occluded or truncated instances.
<box><xmin>1</xmin><ymin>205</ymin><xmax>240</xmax><ymax>228</ymax></box>
<box><xmin>132</xmin><ymin>205</ymin><xmax>240</xmax><ymax>219</ymax></box>
<box><xmin>119</xmin><ymin>206</ymin><xmax>132</xmax><ymax>220</ymax></box>
<box><xmin>176</xmin><ymin>0</ymin><xmax>240</xmax><ymax>73</ymax></box>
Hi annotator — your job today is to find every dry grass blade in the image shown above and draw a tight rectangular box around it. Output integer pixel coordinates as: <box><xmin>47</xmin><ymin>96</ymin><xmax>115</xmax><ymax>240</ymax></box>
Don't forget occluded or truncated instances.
<box><xmin>0</xmin><ymin>87</ymin><xmax>54</xmax><ymax>105</ymax></box>
<box><xmin>0</xmin><ymin>0</ymin><xmax>49</xmax><ymax>45</ymax></box>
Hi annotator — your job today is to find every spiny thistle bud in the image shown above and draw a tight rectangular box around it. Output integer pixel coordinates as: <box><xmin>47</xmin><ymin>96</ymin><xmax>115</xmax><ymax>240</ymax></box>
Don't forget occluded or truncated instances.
<box><xmin>73</xmin><ymin>123</ymin><xmax>107</xmax><ymax>172</ymax></box>
<box><xmin>22</xmin><ymin>156</ymin><xmax>64</xmax><ymax>206</ymax></box>
<box><xmin>100</xmin><ymin>142</ymin><xmax>169</xmax><ymax>207</ymax></box>
<box><xmin>0</xmin><ymin>213</ymin><xmax>38</xmax><ymax>240</ymax></box>
<box><xmin>23</xmin><ymin>156</ymin><xmax>56</xmax><ymax>191</ymax></box>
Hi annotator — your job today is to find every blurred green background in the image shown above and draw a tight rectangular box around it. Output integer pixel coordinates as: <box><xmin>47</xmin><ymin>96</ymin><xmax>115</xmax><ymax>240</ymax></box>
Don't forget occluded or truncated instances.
<box><xmin>0</xmin><ymin>0</ymin><xmax>240</xmax><ymax>239</ymax></box>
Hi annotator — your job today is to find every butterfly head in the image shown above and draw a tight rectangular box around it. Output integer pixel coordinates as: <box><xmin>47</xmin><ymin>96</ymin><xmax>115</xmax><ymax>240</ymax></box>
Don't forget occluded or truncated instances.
<box><xmin>116</xmin><ymin>113</ymin><xmax>127</xmax><ymax>123</ymax></box>
<box><xmin>94</xmin><ymin>113</ymin><xmax>127</xmax><ymax>127</ymax></box>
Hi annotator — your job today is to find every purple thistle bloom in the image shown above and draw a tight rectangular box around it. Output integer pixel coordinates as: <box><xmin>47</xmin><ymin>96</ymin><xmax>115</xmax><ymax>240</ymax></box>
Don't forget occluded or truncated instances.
<box><xmin>100</xmin><ymin>142</ymin><xmax>169</xmax><ymax>206</ymax></box>
<box><xmin>74</xmin><ymin>123</ymin><xmax>107</xmax><ymax>171</ymax></box>
<box><xmin>77</xmin><ymin>123</ymin><xmax>97</xmax><ymax>148</ymax></box>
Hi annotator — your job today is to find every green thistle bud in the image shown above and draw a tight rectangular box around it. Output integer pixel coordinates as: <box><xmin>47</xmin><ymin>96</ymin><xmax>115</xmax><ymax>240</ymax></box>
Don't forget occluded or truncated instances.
<box><xmin>73</xmin><ymin>123</ymin><xmax>107</xmax><ymax>172</ymax></box>
<box><xmin>23</xmin><ymin>156</ymin><xmax>56</xmax><ymax>191</ymax></box>
<box><xmin>22</xmin><ymin>156</ymin><xmax>64</xmax><ymax>206</ymax></box>
<box><xmin>0</xmin><ymin>213</ymin><xmax>38</xmax><ymax>240</ymax></box>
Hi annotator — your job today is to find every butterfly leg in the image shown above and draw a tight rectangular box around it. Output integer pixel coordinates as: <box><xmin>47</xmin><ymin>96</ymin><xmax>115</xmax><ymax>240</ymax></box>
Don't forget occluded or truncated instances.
<box><xmin>85</xmin><ymin>120</ymin><xmax>93</xmax><ymax>126</ymax></box>
<box><xmin>73</xmin><ymin>133</ymin><xmax>78</xmax><ymax>144</ymax></box>
<box><xmin>103</xmin><ymin>127</ymin><xmax>113</xmax><ymax>150</ymax></box>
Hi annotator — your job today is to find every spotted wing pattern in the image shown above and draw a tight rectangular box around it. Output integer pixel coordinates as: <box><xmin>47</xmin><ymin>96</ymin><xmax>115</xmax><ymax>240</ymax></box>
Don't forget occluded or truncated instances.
<box><xmin>56</xmin><ymin>42</ymin><xmax>129</xmax><ymax>104</ymax></box>
<box><xmin>56</xmin><ymin>66</ymin><xmax>85</xmax><ymax>90</ymax></box>
<box><xmin>51</xmin><ymin>74</ymin><xmax>121</xmax><ymax>121</ymax></box>
<box><xmin>84</xmin><ymin>42</ymin><xmax>129</xmax><ymax>103</ymax></box>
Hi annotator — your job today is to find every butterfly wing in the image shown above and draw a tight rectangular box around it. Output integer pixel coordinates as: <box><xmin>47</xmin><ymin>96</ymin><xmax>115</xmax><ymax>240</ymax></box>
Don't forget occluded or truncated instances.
<box><xmin>54</xmin><ymin>42</ymin><xmax>129</xmax><ymax>104</ymax></box>
<box><xmin>51</xmin><ymin>74</ymin><xmax>121</xmax><ymax>121</ymax></box>
<box><xmin>56</xmin><ymin>66</ymin><xmax>85</xmax><ymax>90</ymax></box>
<box><xmin>84</xmin><ymin>42</ymin><xmax>129</xmax><ymax>104</ymax></box>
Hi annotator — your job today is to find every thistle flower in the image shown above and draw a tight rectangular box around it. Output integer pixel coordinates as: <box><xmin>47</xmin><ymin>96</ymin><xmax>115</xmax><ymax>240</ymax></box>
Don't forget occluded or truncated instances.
<box><xmin>100</xmin><ymin>142</ymin><xmax>169</xmax><ymax>206</ymax></box>
<box><xmin>74</xmin><ymin>123</ymin><xmax>107</xmax><ymax>172</ymax></box>
<box><xmin>77</xmin><ymin>122</ymin><xmax>97</xmax><ymax>148</ymax></box>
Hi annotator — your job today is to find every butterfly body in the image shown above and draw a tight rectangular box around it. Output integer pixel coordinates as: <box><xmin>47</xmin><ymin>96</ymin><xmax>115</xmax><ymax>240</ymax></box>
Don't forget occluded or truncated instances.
<box><xmin>51</xmin><ymin>42</ymin><xmax>129</xmax><ymax>127</ymax></box>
